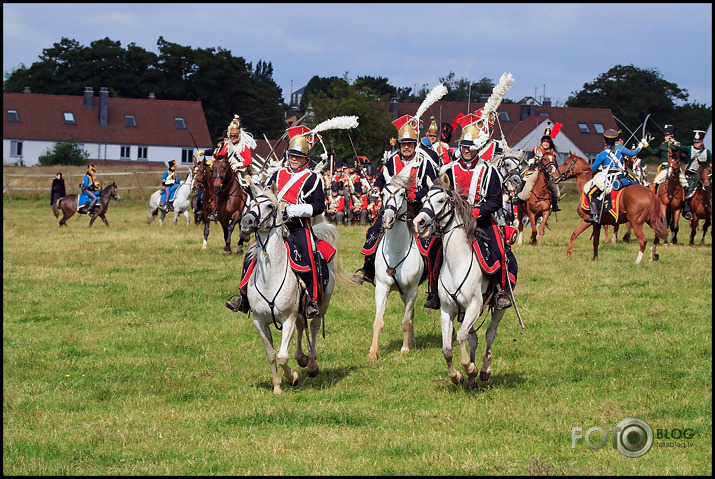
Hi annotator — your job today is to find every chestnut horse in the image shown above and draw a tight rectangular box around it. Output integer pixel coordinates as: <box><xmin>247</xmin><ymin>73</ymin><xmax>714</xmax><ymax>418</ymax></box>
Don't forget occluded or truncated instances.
<box><xmin>688</xmin><ymin>162</ymin><xmax>712</xmax><ymax>246</ymax></box>
<box><xmin>554</xmin><ymin>152</ymin><xmax>621</xmax><ymax>243</ymax></box>
<box><xmin>656</xmin><ymin>148</ymin><xmax>685</xmax><ymax>244</ymax></box>
<box><xmin>516</xmin><ymin>153</ymin><xmax>558</xmax><ymax>246</ymax></box>
<box><xmin>211</xmin><ymin>157</ymin><xmax>250</xmax><ymax>255</ymax></box>
<box><xmin>52</xmin><ymin>182</ymin><xmax>120</xmax><ymax>227</ymax></box>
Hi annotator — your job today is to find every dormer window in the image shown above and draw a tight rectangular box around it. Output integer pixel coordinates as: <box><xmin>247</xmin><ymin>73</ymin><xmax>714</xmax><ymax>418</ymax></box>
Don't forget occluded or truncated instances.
<box><xmin>577</xmin><ymin>122</ymin><xmax>590</xmax><ymax>134</ymax></box>
<box><xmin>7</xmin><ymin>109</ymin><xmax>19</xmax><ymax>122</ymax></box>
<box><xmin>63</xmin><ymin>112</ymin><xmax>76</xmax><ymax>125</ymax></box>
<box><xmin>125</xmin><ymin>115</ymin><xmax>137</xmax><ymax>128</ymax></box>
<box><xmin>174</xmin><ymin>117</ymin><xmax>186</xmax><ymax>129</ymax></box>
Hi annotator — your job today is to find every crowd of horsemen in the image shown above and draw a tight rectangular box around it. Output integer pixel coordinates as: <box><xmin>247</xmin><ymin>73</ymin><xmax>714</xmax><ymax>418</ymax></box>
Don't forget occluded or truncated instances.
<box><xmin>74</xmin><ymin>100</ymin><xmax>710</xmax><ymax>319</ymax></box>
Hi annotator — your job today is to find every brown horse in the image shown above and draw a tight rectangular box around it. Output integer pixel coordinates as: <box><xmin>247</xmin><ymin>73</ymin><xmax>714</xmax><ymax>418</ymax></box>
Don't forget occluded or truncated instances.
<box><xmin>52</xmin><ymin>182</ymin><xmax>120</xmax><ymax>227</ymax></box>
<box><xmin>516</xmin><ymin>153</ymin><xmax>557</xmax><ymax>246</ymax></box>
<box><xmin>566</xmin><ymin>181</ymin><xmax>668</xmax><ymax>263</ymax></box>
<box><xmin>211</xmin><ymin>157</ymin><xmax>250</xmax><ymax>255</ymax></box>
<box><xmin>554</xmin><ymin>151</ymin><xmax>621</xmax><ymax>243</ymax></box>
<box><xmin>688</xmin><ymin>162</ymin><xmax>712</xmax><ymax>246</ymax></box>
<box><xmin>191</xmin><ymin>157</ymin><xmax>217</xmax><ymax>250</ymax></box>
<box><xmin>656</xmin><ymin>148</ymin><xmax>685</xmax><ymax>244</ymax></box>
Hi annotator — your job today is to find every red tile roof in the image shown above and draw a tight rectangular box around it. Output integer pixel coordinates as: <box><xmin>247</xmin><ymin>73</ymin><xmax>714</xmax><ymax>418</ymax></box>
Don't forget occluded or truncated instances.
<box><xmin>3</xmin><ymin>92</ymin><xmax>212</xmax><ymax>147</ymax></box>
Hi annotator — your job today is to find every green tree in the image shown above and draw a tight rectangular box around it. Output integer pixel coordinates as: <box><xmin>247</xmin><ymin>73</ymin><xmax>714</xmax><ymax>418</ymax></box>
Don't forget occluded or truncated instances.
<box><xmin>565</xmin><ymin>64</ymin><xmax>710</xmax><ymax>141</ymax></box>
<box><xmin>38</xmin><ymin>136</ymin><xmax>90</xmax><ymax>166</ymax></box>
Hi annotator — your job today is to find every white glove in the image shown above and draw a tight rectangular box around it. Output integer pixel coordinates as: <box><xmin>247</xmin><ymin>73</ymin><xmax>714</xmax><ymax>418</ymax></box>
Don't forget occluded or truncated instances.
<box><xmin>637</xmin><ymin>138</ymin><xmax>648</xmax><ymax>149</ymax></box>
<box><xmin>196</xmin><ymin>150</ymin><xmax>204</xmax><ymax>158</ymax></box>
<box><xmin>251</xmin><ymin>175</ymin><xmax>262</xmax><ymax>185</ymax></box>
<box><xmin>285</xmin><ymin>204</ymin><xmax>313</xmax><ymax>218</ymax></box>
<box><xmin>671</xmin><ymin>139</ymin><xmax>680</xmax><ymax>147</ymax></box>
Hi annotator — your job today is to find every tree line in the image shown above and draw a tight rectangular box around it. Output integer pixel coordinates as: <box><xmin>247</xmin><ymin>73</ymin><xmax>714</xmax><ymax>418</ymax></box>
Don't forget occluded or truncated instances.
<box><xmin>4</xmin><ymin>37</ymin><xmax>711</xmax><ymax>163</ymax></box>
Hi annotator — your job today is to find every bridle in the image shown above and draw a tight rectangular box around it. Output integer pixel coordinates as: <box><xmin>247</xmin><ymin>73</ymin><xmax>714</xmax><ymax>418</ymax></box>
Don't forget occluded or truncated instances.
<box><xmin>381</xmin><ymin>183</ymin><xmax>409</xmax><ymax>225</ymax></box>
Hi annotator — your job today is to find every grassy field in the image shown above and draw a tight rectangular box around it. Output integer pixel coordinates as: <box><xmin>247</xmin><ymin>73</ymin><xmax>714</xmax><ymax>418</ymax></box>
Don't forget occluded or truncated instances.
<box><xmin>3</xmin><ymin>184</ymin><xmax>712</xmax><ymax>475</ymax></box>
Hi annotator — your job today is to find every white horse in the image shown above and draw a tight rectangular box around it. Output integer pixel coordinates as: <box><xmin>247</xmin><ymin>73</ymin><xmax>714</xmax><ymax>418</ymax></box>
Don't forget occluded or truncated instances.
<box><xmin>147</xmin><ymin>170</ymin><xmax>193</xmax><ymax>227</ymax></box>
<box><xmin>239</xmin><ymin>183</ymin><xmax>352</xmax><ymax>394</ymax></box>
<box><xmin>413</xmin><ymin>179</ymin><xmax>508</xmax><ymax>390</ymax></box>
<box><xmin>368</xmin><ymin>170</ymin><xmax>425</xmax><ymax>361</ymax></box>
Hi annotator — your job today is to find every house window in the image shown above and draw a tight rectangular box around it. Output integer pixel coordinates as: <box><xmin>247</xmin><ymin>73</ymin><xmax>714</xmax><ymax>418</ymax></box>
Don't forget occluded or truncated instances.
<box><xmin>125</xmin><ymin>115</ymin><xmax>137</xmax><ymax>128</ymax></box>
<box><xmin>137</xmin><ymin>146</ymin><xmax>148</xmax><ymax>160</ymax></box>
<box><xmin>181</xmin><ymin>149</ymin><xmax>194</xmax><ymax>164</ymax></box>
<box><xmin>120</xmin><ymin>146</ymin><xmax>131</xmax><ymax>159</ymax></box>
<box><xmin>498</xmin><ymin>111</ymin><xmax>511</xmax><ymax>122</ymax></box>
<box><xmin>10</xmin><ymin>140</ymin><xmax>23</xmax><ymax>157</ymax></box>
<box><xmin>577</xmin><ymin>122</ymin><xmax>590</xmax><ymax>134</ymax></box>
<box><xmin>593</xmin><ymin>123</ymin><xmax>604</xmax><ymax>134</ymax></box>
<box><xmin>538</xmin><ymin>112</ymin><xmax>549</xmax><ymax>117</ymax></box>
<box><xmin>7</xmin><ymin>110</ymin><xmax>19</xmax><ymax>122</ymax></box>
<box><xmin>174</xmin><ymin>117</ymin><xmax>186</xmax><ymax>129</ymax></box>
<box><xmin>63</xmin><ymin>112</ymin><xmax>76</xmax><ymax>125</ymax></box>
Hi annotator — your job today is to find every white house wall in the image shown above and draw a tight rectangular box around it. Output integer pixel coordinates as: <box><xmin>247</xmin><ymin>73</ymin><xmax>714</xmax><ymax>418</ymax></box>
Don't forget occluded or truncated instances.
<box><xmin>3</xmin><ymin>139</ymin><xmax>192</xmax><ymax>167</ymax></box>
<box><xmin>511</xmin><ymin>120</ymin><xmax>590</xmax><ymax>165</ymax></box>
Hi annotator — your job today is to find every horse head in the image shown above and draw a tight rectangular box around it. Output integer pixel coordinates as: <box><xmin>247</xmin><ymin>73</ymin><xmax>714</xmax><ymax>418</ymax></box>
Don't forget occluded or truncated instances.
<box><xmin>212</xmin><ymin>158</ymin><xmax>232</xmax><ymax>192</ymax></box>
<box><xmin>698</xmin><ymin>163</ymin><xmax>712</xmax><ymax>191</ymax></box>
<box><xmin>555</xmin><ymin>152</ymin><xmax>590</xmax><ymax>183</ymax></box>
<box><xmin>240</xmin><ymin>182</ymin><xmax>282</xmax><ymax>235</ymax></box>
<box><xmin>537</xmin><ymin>153</ymin><xmax>559</xmax><ymax>181</ymax></box>
<box><xmin>106</xmin><ymin>182</ymin><xmax>120</xmax><ymax>201</ymax></box>
<box><xmin>381</xmin><ymin>171</ymin><xmax>413</xmax><ymax>230</ymax></box>
<box><xmin>666</xmin><ymin>148</ymin><xmax>681</xmax><ymax>179</ymax></box>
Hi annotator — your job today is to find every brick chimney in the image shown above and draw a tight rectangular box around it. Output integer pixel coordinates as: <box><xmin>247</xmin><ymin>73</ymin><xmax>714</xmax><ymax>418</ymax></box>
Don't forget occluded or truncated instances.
<box><xmin>148</xmin><ymin>92</ymin><xmax>156</xmax><ymax>100</ymax></box>
<box><xmin>23</xmin><ymin>86</ymin><xmax>31</xmax><ymax>94</ymax></box>
<box><xmin>84</xmin><ymin>87</ymin><xmax>94</xmax><ymax>109</ymax></box>
<box><xmin>98</xmin><ymin>87</ymin><xmax>109</xmax><ymax>126</ymax></box>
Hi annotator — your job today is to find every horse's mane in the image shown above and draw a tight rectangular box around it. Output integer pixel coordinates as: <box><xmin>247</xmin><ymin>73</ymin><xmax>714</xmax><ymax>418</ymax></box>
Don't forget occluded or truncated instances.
<box><xmin>432</xmin><ymin>178</ymin><xmax>478</xmax><ymax>240</ymax></box>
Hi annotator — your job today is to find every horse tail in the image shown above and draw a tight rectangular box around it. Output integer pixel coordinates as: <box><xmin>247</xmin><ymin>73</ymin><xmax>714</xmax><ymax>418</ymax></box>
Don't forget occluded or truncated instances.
<box><xmin>312</xmin><ymin>222</ymin><xmax>361</xmax><ymax>294</ymax></box>
<box><xmin>52</xmin><ymin>198</ymin><xmax>61</xmax><ymax>218</ymax></box>
<box><xmin>649</xmin><ymin>194</ymin><xmax>669</xmax><ymax>240</ymax></box>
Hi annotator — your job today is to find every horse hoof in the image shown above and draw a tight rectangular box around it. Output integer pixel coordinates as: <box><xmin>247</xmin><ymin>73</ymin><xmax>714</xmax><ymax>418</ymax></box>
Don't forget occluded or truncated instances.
<box><xmin>287</xmin><ymin>371</ymin><xmax>300</xmax><ymax>386</ymax></box>
<box><xmin>653</xmin><ymin>254</ymin><xmax>660</xmax><ymax>261</ymax></box>
<box><xmin>223</xmin><ymin>250</ymin><xmax>232</xmax><ymax>256</ymax></box>
<box><xmin>479</xmin><ymin>370</ymin><xmax>491</xmax><ymax>382</ymax></box>
<box><xmin>307</xmin><ymin>366</ymin><xmax>318</xmax><ymax>378</ymax></box>
<box><xmin>296</xmin><ymin>354</ymin><xmax>308</xmax><ymax>368</ymax></box>
<box><xmin>367</xmin><ymin>352</ymin><xmax>378</xmax><ymax>361</ymax></box>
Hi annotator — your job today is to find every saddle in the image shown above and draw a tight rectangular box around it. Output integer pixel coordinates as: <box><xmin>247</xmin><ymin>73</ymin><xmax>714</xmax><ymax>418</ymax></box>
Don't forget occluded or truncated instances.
<box><xmin>582</xmin><ymin>187</ymin><xmax>623</xmax><ymax>220</ymax></box>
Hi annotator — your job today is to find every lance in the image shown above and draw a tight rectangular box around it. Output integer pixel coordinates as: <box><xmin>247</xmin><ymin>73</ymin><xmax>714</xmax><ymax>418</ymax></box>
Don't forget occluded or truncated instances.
<box><xmin>347</xmin><ymin>131</ymin><xmax>373</xmax><ymax>191</ymax></box>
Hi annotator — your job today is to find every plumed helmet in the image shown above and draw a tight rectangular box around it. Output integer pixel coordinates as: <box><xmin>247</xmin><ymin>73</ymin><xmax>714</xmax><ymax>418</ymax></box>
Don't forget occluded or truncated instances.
<box><xmin>87</xmin><ymin>164</ymin><xmax>95</xmax><ymax>173</ymax></box>
<box><xmin>456</xmin><ymin>112</ymin><xmax>489</xmax><ymax>149</ymax></box>
<box><xmin>286</xmin><ymin>125</ymin><xmax>316</xmax><ymax>158</ymax></box>
<box><xmin>168</xmin><ymin>159</ymin><xmax>177</xmax><ymax>168</ymax></box>
<box><xmin>227</xmin><ymin>114</ymin><xmax>241</xmax><ymax>136</ymax></box>
<box><xmin>540</xmin><ymin>125</ymin><xmax>555</xmax><ymax>149</ymax></box>
<box><xmin>693</xmin><ymin>130</ymin><xmax>706</xmax><ymax>142</ymax></box>
<box><xmin>663</xmin><ymin>124</ymin><xmax>675</xmax><ymax>136</ymax></box>
<box><xmin>392</xmin><ymin>115</ymin><xmax>420</xmax><ymax>143</ymax></box>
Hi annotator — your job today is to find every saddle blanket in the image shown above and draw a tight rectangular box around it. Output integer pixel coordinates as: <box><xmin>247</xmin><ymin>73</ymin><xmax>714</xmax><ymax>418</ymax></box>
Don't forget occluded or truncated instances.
<box><xmin>582</xmin><ymin>188</ymin><xmax>624</xmax><ymax>220</ymax></box>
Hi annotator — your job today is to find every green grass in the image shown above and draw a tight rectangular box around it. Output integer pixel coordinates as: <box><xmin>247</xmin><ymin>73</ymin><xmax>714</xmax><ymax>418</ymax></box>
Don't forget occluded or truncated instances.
<box><xmin>3</xmin><ymin>185</ymin><xmax>712</xmax><ymax>475</ymax></box>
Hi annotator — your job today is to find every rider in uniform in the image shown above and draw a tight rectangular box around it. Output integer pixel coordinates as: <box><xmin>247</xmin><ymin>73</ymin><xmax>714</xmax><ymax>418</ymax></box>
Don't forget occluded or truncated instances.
<box><xmin>520</xmin><ymin>123</ymin><xmax>563</xmax><ymax>212</ymax></box>
<box><xmin>226</xmin><ymin>125</ymin><xmax>327</xmax><ymax>319</ymax></box>
<box><xmin>161</xmin><ymin>159</ymin><xmax>182</xmax><ymax>212</ymax></box>
<box><xmin>646</xmin><ymin>124</ymin><xmax>688</xmax><ymax>195</ymax></box>
<box><xmin>352</xmin><ymin>114</ymin><xmax>439</xmax><ymax>287</ymax></box>
<box><xmin>422</xmin><ymin>109</ymin><xmax>518</xmax><ymax>310</ymax></box>
<box><xmin>584</xmin><ymin>128</ymin><xmax>644</xmax><ymax>223</ymax></box>
<box><xmin>672</xmin><ymin>129</ymin><xmax>712</xmax><ymax>220</ymax></box>
<box><xmin>79</xmin><ymin>164</ymin><xmax>101</xmax><ymax>214</ymax></box>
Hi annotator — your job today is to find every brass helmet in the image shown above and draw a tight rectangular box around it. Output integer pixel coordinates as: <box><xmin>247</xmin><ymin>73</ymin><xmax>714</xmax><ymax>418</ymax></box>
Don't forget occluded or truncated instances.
<box><xmin>87</xmin><ymin>164</ymin><xmax>96</xmax><ymax>173</ymax></box>
<box><xmin>392</xmin><ymin>115</ymin><xmax>419</xmax><ymax>143</ymax></box>
<box><xmin>227</xmin><ymin>114</ymin><xmax>241</xmax><ymax>137</ymax></box>
<box><xmin>286</xmin><ymin>125</ymin><xmax>315</xmax><ymax>158</ymax></box>
<box><xmin>427</xmin><ymin>116</ymin><xmax>439</xmax><ymax>136</ymax></box>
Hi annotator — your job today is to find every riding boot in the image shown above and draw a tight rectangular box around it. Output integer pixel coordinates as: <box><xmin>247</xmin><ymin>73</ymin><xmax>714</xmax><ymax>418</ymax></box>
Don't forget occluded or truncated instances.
<box><xmin>225</xmin><ymin>291</ymin><xmax>250</xmax><ymax>313</ymax></box>
<box><xmin>353</xmin><ymin>254</ymin><xmax>375</xmax><ymax>285</ymax></box>
<box><xmin>587</xmin><ymin>197</ymin><xmax>601</xmax><ymax>224</ymax></box>
<box><xmin>495</xmin><ymin>286</ymin><xmax>512</xmax><ymax>310</ymax></box>
<box><xmin>167</xmin><ymin>201</ymin><xmax>174</xmax><ymax>212</ymax></box>
<box><xmin>682</xmin><ymin>198</ymin><xmax>693</xmax><ymax>220</ymax></box>
<box><xmin>305</xmin><ymin>300</ymin><xmax>320</xmax><ymax>319</ymax></box>
<box><xmin>551</xmin><ymin>196</ymin><xmax>561</xmax><ymax>212</ymax></box>
<box><xmin>423</xmin><ymin>293</ymin><xmax>441</xmax><ymax>310</ymax></box>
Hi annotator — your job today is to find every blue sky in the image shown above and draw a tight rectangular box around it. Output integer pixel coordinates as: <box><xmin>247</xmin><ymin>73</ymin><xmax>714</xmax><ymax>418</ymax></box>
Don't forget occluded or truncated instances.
<box><xmin>3</xmin><ymin>3</ymin><xmax>712</xmax><ymax>109</ymax></box>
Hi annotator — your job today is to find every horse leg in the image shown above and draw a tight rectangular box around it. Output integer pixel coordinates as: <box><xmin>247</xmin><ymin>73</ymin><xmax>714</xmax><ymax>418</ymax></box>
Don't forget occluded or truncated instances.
<box><xmin>630</xmin><ymin>221</ymin><xmax>649</xmax><ymax>264</ymax></box>
<box><xmin>88</xmin><ymin>212</ymin><xmax>98</xmax><ymax>228</ymax></box>
<box><xmin>440</xmin><ymin>308</ymin><xmax>462</xmax><ymax>385</ymax></box>
<box><xmin>457</xmin><ymin>303</ymin><xmax>482</xmax><ymax>389</ymax></box>
<box><xmin>159</xmin><ymin>210</ymin><xmax>165</xmax><ymax>227</ymax></box>
<box><xmin>184</xmin><ymin>211</ymin><xmax>190</xmax><ymax>227</ymax></box>
<box><xmin>399</xmin><ymin>284</ymin><xmax>418</xmax><ymax>353</ymax></box>
<box><xmin>202</xmin><ymin>221</ymin><xmax>210</xmax><ymax>249</ymax></box>
<box><xmin>368</xmin><ymin>282</ymin><xmax>390</xmax><ymax>361</ymax></box>
<box><xmin>275</xmin><ymin>314</ymin><xmax>300</xmax><ymax>388</ymax></box>
<box><xmin>253</xmin><ymin>318</ymin><xmax>284</xmax><ymax>394</ymax></box>
<box><xmin>538</xmin><ymin>211</ymin><xmax>550</xmax><ymax>247</ymax></box>
<box><xmin>702</xmin><ymin>216</ymin><xmax>711</xmax><ymax>246</ymax></box>
<box><xmin>671</xmin><ymin>210</ymin><xmax>680</xmax><ymax>244</ymax></box>
<box><xmin>99</xmin><ymin>213</ymin><xmax>109</xmax><ymax>227</ymax></box>
<box><xmin>480</xmin><ymin>308</ymin><xmax>506</xmax><ymax>383</ymax></box>
<box><xmin>603</xmin><ymin>225</ymin><xmax>612</xmax><ymax>244</ymax></box>
<box><xmin>566</xmin><ymin>220</ymin><xmax>591</xmax><ymax>257</ymax></box>
<box><xmin>528</xmin><ymin>211</ymin><xmax>538</xmax><ymax>245</ymax></box>
<box><xmin>689</xmin><ymin>217</ymin><xmax>698</xmax><ymax>246</ymax></box>
<box><xmin>222</xmin><ymin>220</ymin><xmax>232</xmax><ymax>255</ymax></box>
<box><xmin>306</xmin><ymin>315</ymin><xmax>321</xmax><ymax>378</ymax></box>
<box><xmin>622</xmin><ymin>223</ymin><xmax>632</xmax><ymax>243</ymax></box>
<box><xmin>591</xmin><ymin>224</ymin><xmax>601</xmax><ymax>261</ymax></box>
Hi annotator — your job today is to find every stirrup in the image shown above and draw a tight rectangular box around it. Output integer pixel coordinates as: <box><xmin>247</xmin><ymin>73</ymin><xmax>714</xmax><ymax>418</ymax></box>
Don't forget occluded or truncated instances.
<box><xmin>496</xmin><ymin>290</ymin><xmax>512</xmax><ymax>310</ymax></box>
<box><xmin>225</xmin><ymin>293</ymin><xmax>249</xmax><ymax>313</ymax></box>
<box><xmin>305</xmin><ymin>300</ymin><xmax>320</xmax><ymax>319</ymax></box>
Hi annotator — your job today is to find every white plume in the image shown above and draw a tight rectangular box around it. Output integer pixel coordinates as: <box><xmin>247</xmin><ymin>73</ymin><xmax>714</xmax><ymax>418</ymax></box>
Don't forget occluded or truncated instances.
<box><xmin>415</xmin><ymin>83</ymin><xmax>448</xmax><ymax>120</ymax></box>
<box><xmin>312</xmin><ymin>115</ymin><xmax>359</xmax><ymax>133</ymax></box>
<box><xmin>483</xmin><ymin>72</ymin><xmax>514</xmax><ymax>115</ymax></box>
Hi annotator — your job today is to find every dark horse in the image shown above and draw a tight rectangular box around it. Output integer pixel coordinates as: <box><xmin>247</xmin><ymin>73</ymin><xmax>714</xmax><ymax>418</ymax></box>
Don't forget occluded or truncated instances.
<box><xmin>52</xmin><ymin>182</ymin><xmax>120</xmax><ymax>227</ymax></box>
<box><xmin>516</xmin><ymin>153</ymin><xmax>558</xmax><ymax>246</ymax></box>
<box><xmin>655</xmin><ymin>147</ymin><xmax>685</xmax><ymax>244</ymax></box>
<box><xmin>211</xmin><ymin>157</ymin><xmax>250</xmax><ymax>255</ymax></box>
<box><xmin>688</xmin><ymin>162</ymin><xmax>712</xmax><ymax>246</ymax></box>
<box><xmin>191</xmin><ymin>157</ymin><xmax>217</xmax><ymax>250</ymax></box>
